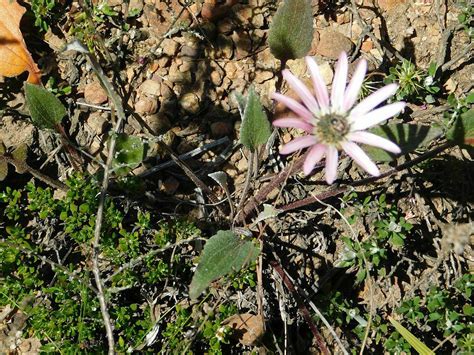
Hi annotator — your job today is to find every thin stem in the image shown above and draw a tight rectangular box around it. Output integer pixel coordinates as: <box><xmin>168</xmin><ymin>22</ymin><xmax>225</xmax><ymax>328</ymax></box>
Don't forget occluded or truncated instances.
<box><xmin>279</xmin><ymin>142</ymin><xmax>453</xmax><ymax>212</ymax></box>
<box><xmin>235</xmin><ymin>150</ymin><xmax>255</xmax><ymax>224</ymax></box>
<box><xmin>270</xmin><ymin>260</ymin><xmax>329</xmax><ymax>355</ymax></box>
<box><xmin>76</xmin><ymin>40</ymin><xmax>129</xmax><ymax>354</ymax></box>
<box><xmin>237</xmin><ymin>154</ymin><xmax>312</xmax><ymax>223</ymax></box>
<box><xmin>0</xmin><ymin>155</ymin><xmax>68</xmax><ymax>191</ymax></box>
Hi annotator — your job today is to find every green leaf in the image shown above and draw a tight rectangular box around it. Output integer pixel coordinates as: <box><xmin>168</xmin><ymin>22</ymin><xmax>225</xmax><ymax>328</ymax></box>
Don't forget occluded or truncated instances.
<box><xmin>239</xmin><ymin>86</ymin><xmax>271</xmax><ymax>152</ymax></box>
<box><xmin>365</xmin><ymin>123</ymin><xmax>443</xmax><ymax>162</ymax></box>
<box><xmin>268</xmin><ymin>0</ymin><xmax>313</xmax><ymax>61</ymax></box>
<box><xmin>189</xmin><ymin>230</ymin><xmax>260</xmax><ymax>300</ymax></box>
<box><xmin>388</xmin><ymin>316</ymin><xmax>435</xmax><ymax>355</ymax></box>
<box><xmin>465</xmin><ymin>92</ymin><xmax>474</xmax><ymax>104</ymax></box>
<box><xmin>390</xmin><ymin>234</ymin><xmax>405</xmax><ymax>247</ymax></box>
<box><xmin>447</xmin><ymin>109</ymin><xmax>474</xmax><ymax>147</ymax></box>
<box><xmin>112</xmin><ymin>134</ymin><xmax>145</xmax><ymax>175</ymax></box>
<box><xmin>427</xmin><ymin>62</ymin><xmax>437</xmax><ymax>78</ymax></box>
<box><xmin>24</xmin><ymin>83</ymin><xmax>66</xmax><ymax>129</ymax></box>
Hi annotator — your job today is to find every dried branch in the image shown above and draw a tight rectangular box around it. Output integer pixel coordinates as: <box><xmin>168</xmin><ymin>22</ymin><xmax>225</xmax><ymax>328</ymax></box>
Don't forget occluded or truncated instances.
<box><xmin>279</xmin><ymin>142</ymin><xmax>453</xmax><ymax>212</ymax></box>
<box><xmin>70</xmin><ymin>39</ymin><xmax>129</xmax><ymax>354</ymax></box>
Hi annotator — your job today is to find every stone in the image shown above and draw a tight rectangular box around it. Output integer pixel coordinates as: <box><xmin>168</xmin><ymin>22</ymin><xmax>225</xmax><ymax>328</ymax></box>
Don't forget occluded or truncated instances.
<box><xmin>107</xmin><ymin>0</ymin><xmax>121</xmax><ymax>6</ymax></box>
<box><xmin>210</xmin><ymin>121</ymin><xmax>233</xmax><ymax>138</ymax></box>
<box><xmin>139</xmin><ymin>79</ymin><xmax>161</xmax><ymax>96</ymax></box>
<box><xmin>179</xmin><ymin>93</ymin><xmax>201</xmax><ymax>114</ymax></box>
<box><xmin>444</xmin><ymin>78</ymin><xmax>457</xmax><ymax>93</ymax></box>
<box><xmin>87</xmin><ymin>112</ymin><xmax>108</xmax><ymax>136</ymax></box>
<box><xmin>224</xmin><ymin>62</ymin><xmax>238</xmax><ymax>80</ymax></box>
<box><xmin>234</xmin><ymin>5</ymin><xmax>253</xmax><ymax>23</ymax></box>
<box><xmin>0</xmin><ymin>116</ymin><xmax>35</xmax><ymax>147</ymax></box>
<box><xmin>254</xmin><ymin>70</ymin><xmax>274</xmax><ymax>84</ymax></box>
<box><xmin>84</xmin><ymin>81</ymin><xmax>108</xmax><ymax>105</ymax></box>
<box><xmin>180</xmin><ymin>45</ymin><xmax>200</xmax><ymax>58</ymax></box>
<box><xmin>361</xmin><ymin>39</ymin><xmax>374</xmax><ymax>52</ymax></box>
<box><xmin>318</xmin><ymin>61</ymin><xmax>334</xmax><ymax>85</ymax></box>
<box><xmin>144</xmin><ymin>111</ymin><xmax>171</xmax><ymax>134</ymax></box>
<box><xmin>142</xmin><ymin>4</ymin><xmax>167</xmax><ymax>35</ymax></box>
<box><xmin>135</xmin><ymin>96</ymin><xmax>159</xmax><ymax>115</ymax></box>
<box><xmin>223</xmin><ymin>163</ymin><xmax>238</xmax><ymax>178</ymax></box>
<box><xmin>336</xmin><ymin>12</ymin><xmax>350</xmax><ymax>24</ymax></box>
<box><xmin>287</xmin><ymin>58</ymin><xmax>308</xmax><ymax>78</ymax></box>
<box><xmin>161</xmin><ymin>38</ymin><xmax>179</xmax><ymax>56</ymax></box>
<box><xmin>217</xmin><ymin>17</ymin><xmax>234</xmax><ymax>34</ymax></box>
<box><xmin>316</xmin><ymin>30</ymin><xmax>353</xmax><ymax>59</ymax></box>
<box><xmin>232</xmin><ymin>30</ymin><xmax>252</xmax><ymax>59</ymax></box>
<box><xmin>377</xmin><ymin>0</ymin><xmax>407</xmax><ymax>12</ymax></box>
<box><xmin>161</xmin><ymin>176</ymin><xmax>180</xmax><ymax>195</ymax></box>
<box><xmin>308</xmin><ymin>31</ymin><xmax>320</xmax><ymax>56</ymax></box>
<box><xmin>210</xmin><ymin>68</ymin><xmax>224</xmax><ymax>86</ymax></box>
<box><xmin>216</xmin><ymin>35</ymin><xmax>234</xmax><ymax>59</ymax></box>
<box><xmin>282</xmin><ymin>133</ymin><xmax>292</xmax><ymax>144</ymax></box>
<box><xmin>168</xmin><ymin>62</ymin><xmax>192</xmax><ymax>83</ymax></box>
<box><xmin>256</xmin><ymin>48</ymin><xmax>277</xmax><ymax>70</ymax></box>
<box><xmin>236</xmin><ymin>156</ymin><xmax>248</xmax><ymax>172</ymax></box>
<box><xmin>251</xmin><ymin>13</ymin><xmax>265</xmax><ymax>28</ymax></box>
<box><xmin>160</xmin><ymin>82</ymin><xmax>174</xmax><ymax>99</ymax></box>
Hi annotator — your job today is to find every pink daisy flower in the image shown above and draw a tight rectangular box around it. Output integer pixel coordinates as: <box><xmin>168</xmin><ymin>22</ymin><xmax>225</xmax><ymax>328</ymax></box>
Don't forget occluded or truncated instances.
<box><xmin>272</xmin><ymin>52</ymin><xmax>405</xmax><ymax>184</ymax></box>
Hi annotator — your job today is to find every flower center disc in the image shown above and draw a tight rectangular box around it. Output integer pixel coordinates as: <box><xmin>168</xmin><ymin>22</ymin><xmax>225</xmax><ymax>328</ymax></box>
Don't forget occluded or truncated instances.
<box><xmin>314</xmin><ymin>114</ymin><xmax>350</xmax><ymax>145</ymax></box>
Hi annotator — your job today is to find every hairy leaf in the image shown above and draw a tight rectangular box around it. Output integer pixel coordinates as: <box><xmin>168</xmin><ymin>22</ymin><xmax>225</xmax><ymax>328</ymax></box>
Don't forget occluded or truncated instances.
<box><xmin>24</xmin><ymin>83</ymin><xmax>66</xmax><ymax>129</ymax></box>
<box><xmin>239</xmin><ymin>87</ymin><xmax>271</xmax><ymax>152</ymax></box>
<box><xmin>365</xmin><ymin>123</ymin><xmax>443</xmax><ymax>162</ymax></box>
<box><xmin>0</xmin><ymin>0</ymin><xmax>41</xmax><ymax>84</ymax></box>
<box><xmin>189</xmin><ymin>230</ymin><xmax>260</xmax><ymax>299</ymax></box>
<box><xmin>447</xmin><ymin>109</ymin><xmax>474</xmax><ymax>147</ymax></box>
<box><xmin>112</xmin><ymin>134</ymin><xmax>145</xmax><ymax>175</ymax></box>
<box><xmin>268</xmin><ymin>0</ymin><xmax>313</xmax><ymax>61</ymax></box>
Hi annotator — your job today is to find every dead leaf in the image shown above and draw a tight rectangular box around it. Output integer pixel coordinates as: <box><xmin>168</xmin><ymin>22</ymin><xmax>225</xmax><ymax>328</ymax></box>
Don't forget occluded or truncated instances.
<box><xmin>0</xmin><ymin>0</ymin><xmax>41</xmax><ymax>84</ymax></box>
<box><xmin>222</xmin><ymin>313</ymin><xmax>264</xmax><ymax>346</ymax></box>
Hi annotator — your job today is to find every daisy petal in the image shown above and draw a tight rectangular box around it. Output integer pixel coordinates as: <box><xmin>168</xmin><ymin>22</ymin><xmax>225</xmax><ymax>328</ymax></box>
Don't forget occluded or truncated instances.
<box><xmin>306</xmin><ymin>56</ymin><xmax>330</xmax><ymax>110</ymax></box>
<box><xmin>273</xmin><ymin>118</ymin><xmax>313</xmax><ymax>133</ymax></box>
<box><xmin>350</xmin><ymin>102</ymin><xmax>406</xmax><ymax>131</ymax></box>
<box><xmin>342</xmin><ymin>141</ymin><xmax>380</xmax><ymax>176</ymax></box>
<box><xmin>303</xmin><ymin>144</ymin><xmax>326</xmax><ymax>175</ymax></box>
<box><xmin>283</xmin><ymin>69</ymin><xmax>319</xmax><ymax>113</ymax></box>
<box><xmin>343</xmin><ymin>59</ymin><xmax>367</xmax><ymax>111</ymax></box>
<box><xmin>331</xmin><ymin>52</ymin><xmax>348</xmax><ymax>111</ymax></box>
<box><xmin>325</xmin><ymin>146</ymin><xmax>339</xmax><ymax>184</ymax></box>
<box><xmin>350</xmin><ymin>83</ymin><xmax>399</xmax><ymax>116</ymax></box>
<box><xmin>272</xmin><ymin>93</ymin><xmax>314</xmax><ymax>122</ymax></box>
<box><xmin>347</xmin><ymin>131</ymin><xmax>401</xmax><ymax>153</ymax></box>
<box><xmin>280</xmin><ymin>136</ymin><xmax>317</xmax><ymax>155</ymax></box>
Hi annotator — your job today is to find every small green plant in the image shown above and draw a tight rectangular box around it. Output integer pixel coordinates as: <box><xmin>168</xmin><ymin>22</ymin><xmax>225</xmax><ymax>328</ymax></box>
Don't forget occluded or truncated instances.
<box><xmin>0</xmin><ymin>175</ymin><xmax>203</xmax><ymax>352</ymax></box>
<box><xmin>69</xmin><ymin>2</ymin><xmax>119</xmax><ymax>52</ymax></box>
<box><xmin>445</xmin><ymin>91</ymin><xmax>474</xmax><ymax>125</ymax></box>
<box><xmin>393</xmin><ymin>274</ymin><xmax>474</xmax><ymax>353</ymax></box>
<box><xmin>385</xmin><ymin>60</ymin><xmax>440</xmax><ymax>103</ymax></box>
<box><xmin>456</xmin><ymin>0</ymin><xmax>474</xmax><ymax>38</ymax></box>
<box><xmin>30</xmin><ymin>0</ymin><xmax>61</xmax><ymax>31</ymax></box>
<box><xmin>338</xmin><ymin>193</ymin><xmax>413</xmax><ymax>282</ymax></box>
<box><xmin>46</xmin><ymin>76</ymin><xmax>72</xmax><ymax>97</ymax></box>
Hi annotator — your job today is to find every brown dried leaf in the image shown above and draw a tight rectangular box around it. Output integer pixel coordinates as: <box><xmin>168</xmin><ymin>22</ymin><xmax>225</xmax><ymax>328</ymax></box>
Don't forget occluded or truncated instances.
<box><xmin>0</xmin><ymin>0</ymin><xmax>41</xmax><ymax>84</ymax></box>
